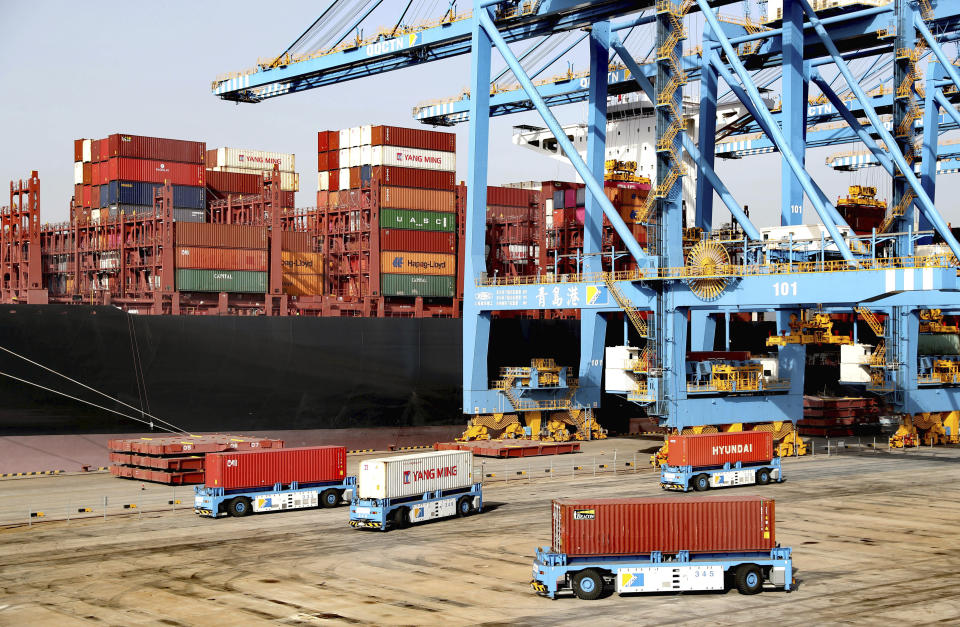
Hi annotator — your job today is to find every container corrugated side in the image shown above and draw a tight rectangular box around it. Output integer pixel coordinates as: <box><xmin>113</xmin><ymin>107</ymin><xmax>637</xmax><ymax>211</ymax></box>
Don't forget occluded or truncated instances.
<box><xmin>175</xmin><ymin>223</ymin><xmax>268</xmax><ymax>250</ymax></box>
<box><xmin>317</xmin><ymin>131</ymin><xmax>329</xmax><ymax>153</ymax></box>
<box><xmin>176</xmin><ymin>247</ymin><xmax>268</xmax><ymax>272</ymax></box>
<box><xmin>176</xmin><ymin>269</ymin><xmax>267</xmax><ymax>293</ymax></box>
<box><xmin>380</xmin><ymin>209</ymin><xmax>456</xmax><ymax>232</ymax></box>
<box><xmin>205</xmin><ymin>446</ymin><xmax>346</xmax><ymax>490</ymax></box>
<box><xmin>106</xmin><ymin>158</ymin><xmax>205</xmax><ymax>186</ymax></box>
<box><xmin>209</xmin><ymin>147</ymin><xmax>295</xmax><ymax>172</ymax></box>
<box><xmin>371</xmin><ymin>126</ymin><xmax>456</xmax><ymax>152</ymax></box>
<box><xmin>209</xmin><ymin>166</ymin><xmax>298</xmax><ymax>192</ymax></box>
<box><xmin>74</xmin><ymin>139</ymin><xmax>84</xmax><ymax>162</ymax></box>
<box><xmin>357</xmin><ymin>450</ymin><xmax>472</xmax><ymax>499</ymax></box>
<box><xmin>173</xmin><ymin>209</ymin><xmax>207</xmax><ymax>223</ymax></box>
<box><xmin>281</xmin><ymin>231</ymin><xmax>313</xmax><ymax>252</ymax></box>
<box><xmin>205</xmin><ymin>170</ymin><xmax>263</xmax><ymax>195</ymax></box>
<box><xmin>282</xmin><ymin>273</ymin><xmax>324</xmax><ymax>296</ymax></box>
<box><xmin>370</xmin><ymin>146</ymin><xmax>456</xmax><ymax>172</ymax></box>
<box><xmin>380</xmin><ymin>274</ymin><xmax>455</xmax><ymax>297</ymax></box>
<box><xmin>381</xmin><ymin>252</ymin><xmax>456</xmax><ymax>276</ymax></box>
<box><xmin>107</xmin><ymin>134</ymin><xmax>205</xmax><ymax>164</ymax></box>
<box><xmin>552</xmin><ymin>496</ymin><xmax>776</xmax><ymax>557</ymax></box>
<box><xmin>281</xmin><ymin>251</ymin><xmax>323</xmax><ymax>273</ymax></box>
<box><xmin>82</xmin><ymin>139</ymin><xmax>92</xmax><ymax>163</ymax></box>
<box><xmin>108</xmin><ymin>181</ymin><xmax>205</xmax><ymax>209</ymax></box>
<box><xmin>487</xmin><ymin>185</ymin><xmax>537</xmax><ymax>208</ymax></box>
<box><xmin>74</xmin><ymin>162</ymin><xmax>84</xmax><ymax>184</ymax></box>
<box><xmin>380</xmin><ymin>229</ymin><xmax>455</xmax><ymax>253</ymax></box>
<box><xmin>367</xmin><ymin>166</ymin><xmax>455</xmax><ymax>191</ymax></box>
<box><xmin>666</xmin><ymin>431</ymin><xmax>774</xmax><ymax>468</ymax></box>
<box><xmin>380</xmin><ymin>187</ymin><xmax>455</xmax><ymax>212</ymax></box>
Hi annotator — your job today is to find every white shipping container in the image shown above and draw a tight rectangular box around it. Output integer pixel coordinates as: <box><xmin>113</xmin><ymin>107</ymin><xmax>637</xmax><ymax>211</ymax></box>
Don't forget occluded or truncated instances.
<box><xmin>318</xmin><ymin>171</ymin><xmax>329</xmax><ymax>191</ymax></box>
<box><xmin>349</xmin><ymin>126</ymin><xmax>362</xmax><ymax>148</ymax></box>
<box><xmin>211</xmin><ymin>167</ymin><xmax>299</xmax><ymax>192</ymax></box>
<box><xmin>360</xmin><ymin>124</ymin><xmax>372</xmax><ymax>145</ymax></box>
<box><xmin>339</xmin><ymin>148</ymin><xmax>350</xmax><ymax>169</ymax></box>
<box><xmin>82</xmin><ymin>139</ymin><xmax>92</xmax><ymax>163</ymax></box>
<box><xmin>74</xmin><ymin>162</ymin><xmax>84</xmax><ymax>184</ymax></box>
<box><xmin>349</xmin><ymin>147</ymin><xmax>361</xmax><ymax>168</ymax></box>
<box><xmin>210</xmin><ymin>147</ymin><xmax>296</xmax><ymax>172</ymax></box>
<box><xmin>360</xmin><ymin>145</ymin><xmax>371</xmax><ymax>165</ymax></box>
<box><xmin>339</xmin><ymin>168</ymin><xmax>350</xmax><ymax>191</ymax></box>
<box><xmin>357</xmin><ymin>450</ymin><xmax>474</xmax><ymax>499</ymax></box>
<box><xmin>339</xmin><ymin>128</ymin><xmax>350</xmax><ymax>148</ymax></box>
<box><xmin>369</xmin><ymin>146</ymin><xmax>456</xmax><ymax>172</ymax></box>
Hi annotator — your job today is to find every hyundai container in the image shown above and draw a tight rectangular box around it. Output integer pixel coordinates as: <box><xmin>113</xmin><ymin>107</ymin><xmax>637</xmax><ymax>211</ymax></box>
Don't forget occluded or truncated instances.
<box><xmin>659</xmin><ymin>431</ymin><xmax>783</xmax><ymax>492</ymax></box>
<box><xmin>107</xmin><ymin>134</ymin><xmax>205</xmax><ymax>164</ymax></box>
<box><xmin>531</xmin><ymin>496</ymin><xmax>792</xmax><ymax>599</ymax></box>
<box><xmin>381</xmin><ymin>252</ymin><xmax>456</xmax><ymax>276</ymax></box>
<box><xmin>380</xmin><ymin>209</ymin><xmax>456</xmax><ymax>232</ymax></box>
<box><xmin>195</xmin><ymin>446</ymin><xmax>356</xmax><ymax>518</ymax></box>
<box><xmin>175</xmin><ymin>269</ymin><xmax>267</xmax><ymax>293</ymax></box>
<box><xmin>349</xmin><ymin>450</ymin><xmax>481</xmax><ymax>530</ymax></box>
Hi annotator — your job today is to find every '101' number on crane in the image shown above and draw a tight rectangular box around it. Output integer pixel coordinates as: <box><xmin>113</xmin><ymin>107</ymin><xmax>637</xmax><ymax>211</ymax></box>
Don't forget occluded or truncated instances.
<box><xmin>774</xmin><ymin>281</ymin><xmax>798</xmax><ymax>297</ymax></box>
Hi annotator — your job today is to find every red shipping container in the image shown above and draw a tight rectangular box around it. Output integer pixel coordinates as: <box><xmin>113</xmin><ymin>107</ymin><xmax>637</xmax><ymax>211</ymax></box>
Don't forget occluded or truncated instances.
<box><xmin>91</xmin><ymin>138</ymin><xmax>101</xmax><ymax>163</ymax></box>
<box><xmin>328</xmin><ymin>130</ymin><xmax>340</xmax><ymax>151</ymax></box>
<box><xmin>349</xmin><ymin>166</ymin><xmax>361</xmax><ymax>189</ymax></box>
<box><xmin>176</xmin><ymin>247</ymin><xmax>269</xmax><ymax>271</ymax></box>
<box><xmin>74</xmin><ymin>139</ymin><xmax>84</xmax><ymax>162</ymax></box>
<box><xmin>99</xmin><ymin>138</ymin><xmax>109</xmax><ymax>163</ymax></box>
<box><xmin>74</xmin><ymin>184</ymin><xmax>82</xmax><ymax>203</ymax></box>
<box><xmin>329</xmin><ymin>169</ymin><xmax>340</xmax><ymax>191</ymax></box>
<box><xmin>380</xmin><ymin>187</ymin><xmax>456</xmax><ymax>212</ymax></box>
<box><xmin>371</xmin><ymin>125</ymin><xmax>455</xmax><ymax>152</ymax></box>
<box><xmin>318</xmin><ymin>152</ymin><xmax>329</xmax><ymax>172</ymax></box>
<box><xmin>282</xmin><ymin>231</ymin><xmax>313</xmax><ymax>252</ymax></box>
<box><xmin>92</xmin><ymin>162</ymin><xmax>101</xmax><ymax>186</ymax></box>
<box><xmin>108</xmin><ymin>134</ymin><xmax>205</xmax><ymax>164</ymax></box>
<box><xmin>487</xmin><ymin>205</ymin><xmax>534</xmax><ymax>222</ymax></box>
<box><xmin>380</xmin><ymin>228</ymin><xmax>456</xmax><ymax>253</ymax></box>
<box><xmin>82</xmin><ymin>185</ymin><xmax>92</xmax><ymax>207</ymax></box>
<box><xmin>175</xmin><ymin>223</ymin><xmax>268</xmax><ymax>250</ymax></box>
<box><xmin>328</xmin><ymin>150</ymin><xmax>340</xmax><ymax>171</ymax></box>
<box><xmin>82</xmin><ymin>162</ymin><xmax>92</xmax><ymax>185</ymax></box>
<box><xmin>564</xmin><ymin>188</ymin><xmax>577</xmax><ymax>208</ymax></box>
<box><xmin>204</xmin><ymin>446</ymin><xmax>346</xmax><ymax>490</ymax></box>
<box><xmin>317</xmin><ymin>131</ymin><xmax>329</xmax><ymax>153</ymax></box>
<box><xmin>488</xmin><ymin>185</ymin><xmax>537</xmax><ymax>207</ymax></box>
<box><xmin>205</xmin><ymin>170</ymin><xmax>263</xmax><ymax>196</ymax></box>
<box><xmin>552</xmin><ymin>495</ymin><xmax>776</xmax><ymax>557</ymax></box>
<box><xmin>369</xmin><ymin>166</ymin><xmax>454</xmax><ymax>191</ymax></box>
<box><xmin>667</xmin><ymin>431</ymin><xmax>774</xmax><ymax>468</ymax></box>
<box><xmin>107</xmin><ymin>158</ymin><xmax>205</xmax><ymax>186</ymax></box>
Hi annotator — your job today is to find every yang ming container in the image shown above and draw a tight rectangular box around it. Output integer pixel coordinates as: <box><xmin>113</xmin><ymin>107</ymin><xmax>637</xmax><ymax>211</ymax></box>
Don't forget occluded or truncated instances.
<box><xmin>204</xmin><ymin>446</ymin><xmax>346</xmax><ymax>490</ymax></box>
<box><xmin>176</xmin><ymin>269</ymin><xmax>267</xmax><ymax>293</ymax></box>
<box><xmin>667</xmin><ymin>431</ymin><xmax>774</xmax><ymax>468</ymax></box>
<box><xmin>552</xmin><ymin>495</ymin><xmax>776</xmax><ymax>557</ymax></box>
<box><xmin>380</xmin><ymin>209</ymin><xmax>456</xmax><ymax>232</ymax></box>
<box><xmin>357</xmin><ymin>450</ymin><xmax>472</xmax><ymax>499</ymax></box>
<box><xmin>207</xmin><ymin>148</ymin><xmax>295</xmax><ymax>172</ymax></box>
<box><xmin>369</xmin><ymin>146</ymin><xmax>456</xmax><ymax>172</ymax></box>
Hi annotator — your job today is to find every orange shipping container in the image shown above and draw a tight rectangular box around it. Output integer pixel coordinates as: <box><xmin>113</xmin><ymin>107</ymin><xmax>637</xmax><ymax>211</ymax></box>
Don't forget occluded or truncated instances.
<box><xmin>282</xmin><ymin>273</ymin><xmax>324</xmax><ymax>296</ymax></box>
<box><xmin>380</xmin><ymin>251</ymin><xmax>456</xmax><ymax>276</ymax></box>
<box><xmin>175</xmin><ymin>223</ymin><xmax>268</xmax><ymax>250</ymax></box>
<box><xmin>176</xmin><ymin>247</ymin><xmax>268</xmax><ymax>271</ymax></box>
<box><xmin>281</xmin><ymin>251</ymin><xmax>324</xmax><ymax>274</ymax></box>
<box><xmin>281</xmin><ymin>231</ymin><xmax>313</xmax><ymax>252</ymax></box>
<box><xmin>380</xmin><ymin>187</ymin><xmax>455</xmax><ymax>213</ymax></box>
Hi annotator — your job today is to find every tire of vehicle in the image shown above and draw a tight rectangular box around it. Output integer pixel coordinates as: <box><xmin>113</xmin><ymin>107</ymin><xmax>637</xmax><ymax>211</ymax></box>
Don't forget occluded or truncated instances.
<box><xmin>391</xmin><ymin>506</ymin><xmax>410</xmax><ymax>530</ymax></box>
<box><xmin>755</xmin><ymin>468</ymin><xmax>771</xmax><ymax>485</ymax></box>
<box><xmin>571</xmin><ymin>569</ymin><xmax>604</xmax><ymax>600</ymax></box>
<box><xmin>228</xmin><ymin>497</ymin><xmax>251</xmax><ymax>517</ymax></box>
<box><xmin>321</xmin><ymin>488</ymin><xmax>340</xmax><ymax>508</ymax></box>
<box><xmin>735</xmin><ymin>564</ymin><xmax>763</xmax><ymax>595</ymax></box>
<box><xmin>693</xmin><ymin>474</ymin><xmax>710</xmax><ymax>491</ymax></box>
<box><xmin>456</xmin><ymin>495</ymin><xmax>473</xmax><ymax>517</ymax></box>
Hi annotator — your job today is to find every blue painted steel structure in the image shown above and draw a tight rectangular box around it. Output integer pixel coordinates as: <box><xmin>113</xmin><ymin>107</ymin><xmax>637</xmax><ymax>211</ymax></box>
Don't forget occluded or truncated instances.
<box><xmin>213</xmin><ymin>0</ymin><xmax>960</xmax><ymax>437</ymax></box>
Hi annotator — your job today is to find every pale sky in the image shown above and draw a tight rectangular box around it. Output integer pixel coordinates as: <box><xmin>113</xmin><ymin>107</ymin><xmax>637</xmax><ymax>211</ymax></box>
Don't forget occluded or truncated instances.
<box><xmin>2</xmin><ymin>0</ymin><xmax>958</xmax><ymax>231</ymax></box>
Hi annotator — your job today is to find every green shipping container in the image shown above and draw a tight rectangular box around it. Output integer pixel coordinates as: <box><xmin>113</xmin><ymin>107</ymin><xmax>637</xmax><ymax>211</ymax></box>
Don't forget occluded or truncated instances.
<box><xmin>176</xmin><ymin>269</ymin><xmax>268</xmax><ymax>293</ymax></box>
<box><xmin>381</xmin><ymin>274</ymin><xmax>456</xmax><ymax>297</ymax></box>
<box><xmin>379</xmin><ymin>209</ymin><xmax>456</xmax><ymax>232</ymax></box>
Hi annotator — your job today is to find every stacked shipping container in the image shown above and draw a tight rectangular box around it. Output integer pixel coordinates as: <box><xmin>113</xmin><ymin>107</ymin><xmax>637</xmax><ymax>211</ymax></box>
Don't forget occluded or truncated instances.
<box><xmin>207</xmin><ymin>147</ymin><xmax>299</xmax><ymax>193</ymax></box>
<box><xmin>175</xmin><ymin>223</ymin><xmax>269</xmax><ymax>293</ymax></box>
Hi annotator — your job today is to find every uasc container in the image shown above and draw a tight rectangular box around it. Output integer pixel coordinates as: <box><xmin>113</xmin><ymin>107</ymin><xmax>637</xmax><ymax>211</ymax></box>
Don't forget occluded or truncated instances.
<box><xmin>667</xmin><ymin>431</ymin><xmax>774</xmax><ymax>468</ymax></box>
<box><xmin>552</xmin><ymin>495</ymin><xmax>776</xmax><ymax>557</ymax></box>
<box><xmin>205</xmin><ymin>446</ymin><xmax>346</xmax><ymax>490</ymax></box>
<box><xmin>380</xmin><ymin>209</ymin><xmax>456</xmax><ymax>232</ymax></box>
<box><xmin>381</xmin><ymin>251</ymin><xmax>456</xmax><ymax>276</ymax></box>
<box><xmin>358</xmin><ymin>450</ymin><xmax>473</xmax><ymax>499</ymax></box>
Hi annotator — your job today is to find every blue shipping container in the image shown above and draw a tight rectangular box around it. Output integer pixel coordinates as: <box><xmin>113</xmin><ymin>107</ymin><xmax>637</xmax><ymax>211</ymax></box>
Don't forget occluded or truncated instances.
<box><xmin>99</xmin><ymin>185</ymin><xmax>109</xmax><ymax>209</ymax></box>
<box><xmin>108</xmin><ymin>181</ymin><xmax>206</xmax><ymax>209</ymax></box>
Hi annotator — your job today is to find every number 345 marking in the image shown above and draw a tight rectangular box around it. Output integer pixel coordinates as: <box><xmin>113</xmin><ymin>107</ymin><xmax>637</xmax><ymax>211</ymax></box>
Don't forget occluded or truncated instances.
<box><xmin>773</xmin><ymin>281</ymin><xmax>798</xmax><ymax>297</ymax></box>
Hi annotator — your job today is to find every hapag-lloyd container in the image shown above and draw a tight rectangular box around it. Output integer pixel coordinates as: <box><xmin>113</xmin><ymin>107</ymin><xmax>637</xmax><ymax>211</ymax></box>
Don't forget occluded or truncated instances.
<box><xmin>380</xmin><ymin>209</ymin><xmax>456</xmax><ymax>232</ymax></box>
<box><xmin>371</xmin><ymin>126</ymin><xmax>456</xmax><ymax>152</ymax></box>
<box><xmin>176</xmin><ymin>247</ymin><xmax>268</xmax><ymax>272</ymax></box>
<box><xmin>380</xmin><ymin>229</ymin><xmax>455</xmax><ymax>254</ymax></box>
<box><xmin>667</xmin><ymin>431</ymin><xmax>774</xmax><ymax>468</ymax></box>
<box><xmin>107</xmin><ymin>158</ymin><xmax>205</xmax><ymax>186</ymax></box>
<box><xmin>205</xmin><ymin>446</ymin><xmax>346</xmax><ymax>490</ymax></box>
<box><xmin>207</xmin><ymin>147</ymin><xmax>295</xmax><ymax>172</ymax></box>
<box><xmin>381</xmin><ymin>251</ymin><xmax>456</xmax><ymax>276</ymax></box>
<box><xmin>107</xmin><ymin>134</ymin><xmax>205</xmax><ymax>164</ymax></box>
<box><xmin>175</xmin><ymin>223</ymin><xmax>268</xmax><ymax>250</ymax></box>
<box><xmin>380</xmin><ymin>187</ymin><xmax>456</xmax><ymax>212</ymax></box>
<box><xmin>552</xmin><ymin>495</ymin><xmax>776</xmax><ymax>557</ymax></box>
<box><xmin>176</xmin><ymin>269</ymin><xmax>267</xmax><ymax>293</ymax></box>
<box><xmin>281</xmin><ymin>251</ymin><xmax>323</xmax><ymax>273</ymax></box>
<box><xmin>370</xmin><ymin>146</ymin><xmax>456</xmax><ymax>172</ymax></box>
<box><xmin>357</xmin><ymin>450</ymin><xmax>473</xmax><ymax>499</ymax></box>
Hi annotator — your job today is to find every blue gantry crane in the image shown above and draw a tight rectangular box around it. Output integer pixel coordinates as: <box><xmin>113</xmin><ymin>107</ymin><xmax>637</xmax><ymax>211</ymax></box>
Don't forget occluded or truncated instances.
<box><xmin>214</xmin><ymin>0</ymin><xmax>960</xmax><ymax>452</ymax></box>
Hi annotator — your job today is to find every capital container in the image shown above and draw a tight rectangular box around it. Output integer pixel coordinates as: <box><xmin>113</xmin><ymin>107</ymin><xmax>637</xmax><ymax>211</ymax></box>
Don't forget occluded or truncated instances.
<box><xmin>666</xmin><ymin>431</ymin><xmax>774</xmax><ymax>468</ymax></box>
<box><xmin>367</xmin><ymin>166</ymin><xmax>455</xmax><ymax>191</ymax></box>
<box><xmin>380</xmin><ymin>187</ymin><xmax>455</xmax><ymax>213</ymax></box>
<box><xmin>371</xmin><ymin>126</ymin><xmax>456</xmax><ymax>152</ymax></box>
<box><xmin>107</xmin><ymin>134</ymin><xmax>205</xmax><ymax>164</ymax></box>
<box><xmin>380</xmin><ymin>228</ymin><xmax>455</xmax><ymax>254</ymax></box>
<box><xmin>205</xmin><ymin>170</ymin><xmax>263</xmax><ymax>195</ymax></box>
<box><xmin>175</xmin><ymin>223</ymin><xmax>268</xmax><ymax>249</ymax></box>
<box><xmin>176</xmin><ymin>247</ymin><xmax>268</xmax><ymax>272</ymax></box>
<box><xmin>207</xmin><ymin>147</ymin><xmax>295</xmax><ymax>172</ymax></box>
<box><xmin>380</xmin><ymin>209</ymin><xmax>456</xmax><ymax>232</ymax></box>
<box><xmin>205</xmin><ymin>446</ymin><xmax>346</xmax><ymax>490</ymax></box>
<box><xmin>357</xmin><ymin>450</ymin><xmax>473</xmax><ymax>499</ymax></box>
<box><xmin>381</xmin><ymin>274</ymin><xmax>455</xmax><ymax>297</ymax></box>
<box><xmin>176</xmin><ymin>269</ymin><xmax>267</xmax><ymax>293</ymax></box>
<box><xmin>108</xmin><ymin>181</ymin><xmax>206</xmax><ymax>209</ymax></box>
<box><xmin>370</xmin><ymin>146</ymin><xmax>456</xmax><ymax>172</ymax></box>
<box><xmin>381</xmin><ymin>251</ymin><xmax>455</xmax><ymax>276</ymax></box>
<box><xmin>552</xmin><ymin>495</ymin><xmax>776</xmax><ymax>557</ymax></box>
<box><xmin>106</xmin><ymin>158</ymin><xmax>205</xmax><ymax>186</ymax></box>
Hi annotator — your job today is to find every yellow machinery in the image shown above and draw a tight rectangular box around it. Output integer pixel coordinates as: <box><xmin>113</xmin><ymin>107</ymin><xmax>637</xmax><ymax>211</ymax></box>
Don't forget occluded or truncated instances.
<box><xmin>890</xmin><ymin>411</ymin><xmax>960</xmax><ymax>447</ymax></box>
<box><xmin>685</xmin><ymin>240</ymin><xmax>733</xmax><ymax>300</ymax></box>
<box><xmin>649</xmin><ymin>421</ymin><xmax>807</xmax><ymax>467</ymax></box>
<box><xmin>709</xmin><ymin>362</ymin><xmax>764</xmax><ymax>393</ymax></box>
<box><xmin>604</xmin><ymin>159</ymin><xmax>651</xmax><ymax>184</ymax></box>
<box><xmin>767</xmin><ymin>310</ymin><xmax>853</xmax><ymax>347</ymax></box>
<box><xmin>919</xmin><ymin>309</ymin><xmax>959</xmax><ymax>334</ymax></box>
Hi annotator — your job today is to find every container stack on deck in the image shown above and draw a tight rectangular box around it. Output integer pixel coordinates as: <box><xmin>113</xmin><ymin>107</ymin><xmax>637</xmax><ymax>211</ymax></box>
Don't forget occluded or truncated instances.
<box><xmin>799</xmin><ymin>396</ymin><xmax>880</xmax><ymax>437</ymax></box>
<box><xmin>482</xmin><ymin>184</ymin><xmax>541</xmax><ymax>279</ymax></box>
<box><xmin>175</xmin><ymin>223</ymin><xmax>270</xmax><ymax>294</ymax></box>
<box><xmin>316</xmin><ymin>124</ymin><xmax>461</xmax><ymax>316</ymax></box>
<box><xmin>207</xmin><ymin>147</ymin><xmax>299</xmax><ymax>194</ymax></box>
<box><xmin>108</xmin><ymin>434</ymin><xmax>284</xmax><ymax>485</ymax></box>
